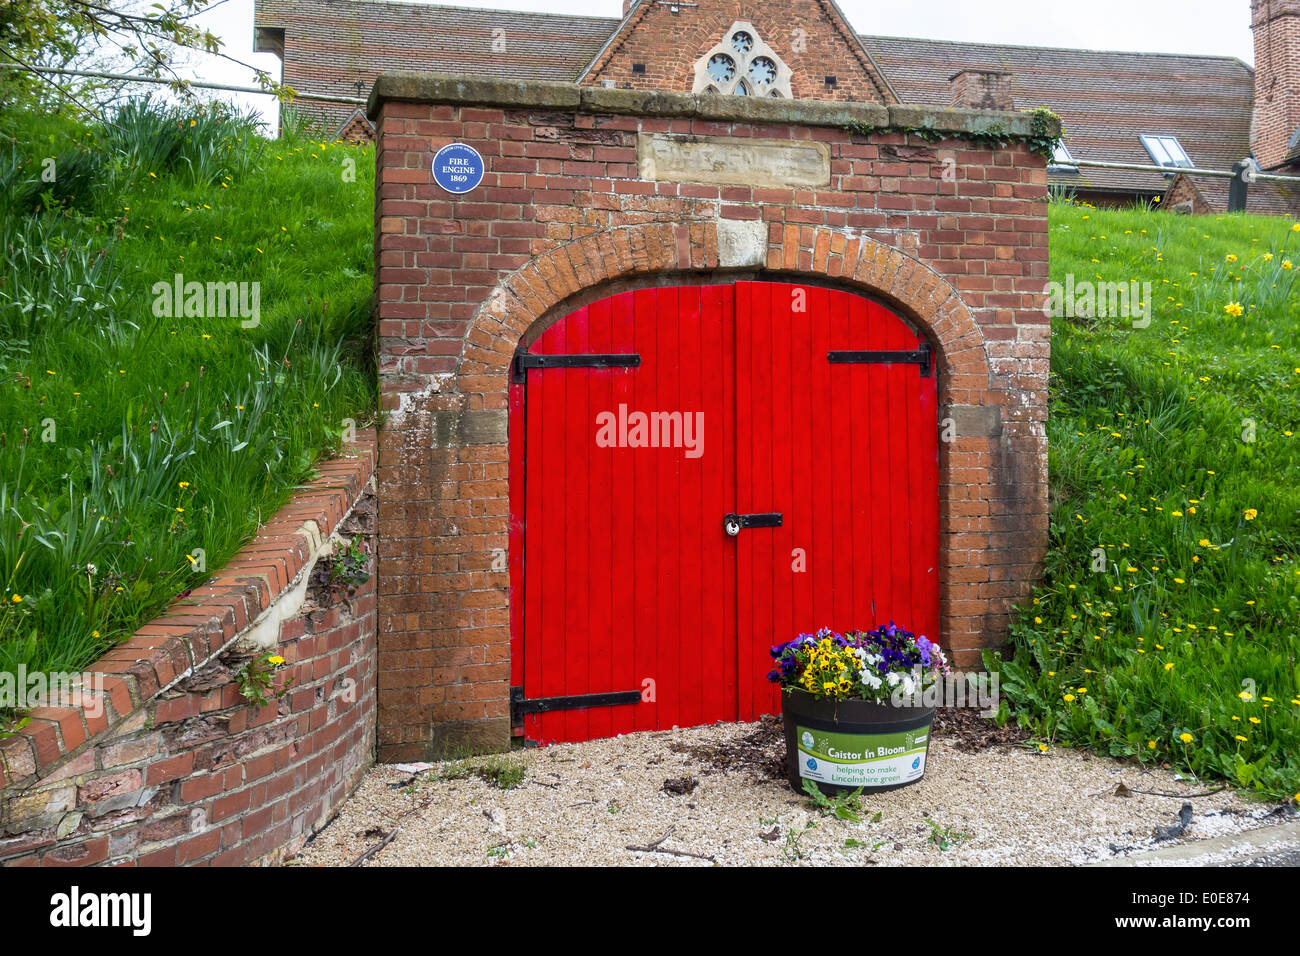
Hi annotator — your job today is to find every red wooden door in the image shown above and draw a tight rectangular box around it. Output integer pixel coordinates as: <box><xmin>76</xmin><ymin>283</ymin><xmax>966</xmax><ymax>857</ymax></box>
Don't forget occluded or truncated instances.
<box><xmin>510</xmin><ymin>282</ymin><xmax>938</xmax><ymax>745</ymax></box>
<box><xmin>734</xmin><ymin>283</ymin><xmax>941</xmax><ymax>720</ymax></box>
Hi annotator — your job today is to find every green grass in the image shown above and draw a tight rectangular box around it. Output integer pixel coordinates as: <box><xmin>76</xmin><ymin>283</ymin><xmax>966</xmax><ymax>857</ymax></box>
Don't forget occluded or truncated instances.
<box><xmin>0</xmin><ymin>100</ymin><xmax>376</xmax><ymax>692</ymax></box>
<box><xmin>990</xmin><ymin>199</ymin><xmax>1300</xmax><ymax>801</ymax></box>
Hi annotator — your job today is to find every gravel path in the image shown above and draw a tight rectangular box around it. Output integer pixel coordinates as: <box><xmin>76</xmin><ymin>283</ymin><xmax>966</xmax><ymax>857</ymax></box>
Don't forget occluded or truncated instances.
<box><xmin>290</xmin><ymin>717</ymin><xmax>1289</xmax><ymax>867</ymax></box>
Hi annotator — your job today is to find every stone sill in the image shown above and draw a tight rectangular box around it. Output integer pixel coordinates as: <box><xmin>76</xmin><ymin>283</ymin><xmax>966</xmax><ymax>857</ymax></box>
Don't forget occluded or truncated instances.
<box><xmin>0</xmin><ymin>434</ymin><xmax>377</xmax><ymax>792</ymax></box>
<box><xmin>366</xmin><ymin>72</ymin><xmax>1059</xmax><ymax>140</ymax></box>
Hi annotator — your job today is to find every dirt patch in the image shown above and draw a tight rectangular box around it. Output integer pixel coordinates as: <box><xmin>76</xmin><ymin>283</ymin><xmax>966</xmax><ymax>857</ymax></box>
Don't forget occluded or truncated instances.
<box><xmin>932</xmin><ymin>707</ymin><xmax>1033</xmax><ymax>752</ymax></box>
<box><xmin>668</xmin><ymin>714</ymin><xmax>785</xmax><ymax>779</ymax></box>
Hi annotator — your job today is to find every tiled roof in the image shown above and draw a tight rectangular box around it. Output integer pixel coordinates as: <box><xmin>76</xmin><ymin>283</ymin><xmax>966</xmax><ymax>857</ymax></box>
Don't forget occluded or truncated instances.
<box><xmin>257</xmin><ymin>2</ymin><xmax>1275</xmax><ymax>204</ymax></box>
<box><xmin>862</xmin><ymin>34</ymin><xmax>1257</xmax><ymax>196</ymax></box>
<box><xmin>256</xmin><ymin>0</ymin><xmax>618</xmax><ymax>87</ymax></box>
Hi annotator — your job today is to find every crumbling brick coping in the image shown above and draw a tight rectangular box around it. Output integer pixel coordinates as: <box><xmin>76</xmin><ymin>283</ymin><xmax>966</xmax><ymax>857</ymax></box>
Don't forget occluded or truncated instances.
<box><xmin>365</xmin><ymin>72</ymin><xmax>1060</xmax><ymax>140</ymax></box>
<box><xmin>0</xmin><ymin>434</ymin><xmax>377</xmax><ymax>792</ymax></box>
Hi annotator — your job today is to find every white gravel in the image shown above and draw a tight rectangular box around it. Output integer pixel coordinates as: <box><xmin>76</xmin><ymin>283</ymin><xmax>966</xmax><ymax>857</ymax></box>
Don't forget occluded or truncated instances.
<box><xmin>289</xmin><ymin>720</ymin><xmax>1289</xmax><ymax>867</ymax></box>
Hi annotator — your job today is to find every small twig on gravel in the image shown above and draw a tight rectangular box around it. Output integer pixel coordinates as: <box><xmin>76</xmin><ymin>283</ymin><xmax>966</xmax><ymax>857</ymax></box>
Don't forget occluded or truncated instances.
<box><xmin>348</xmin><ymin>784</ymin><xmax>445</xmax><ymax>866</ymax></box>
<box><xmin>626</xmin><ymin>826</ymin><xmax>717</xmax><ymax>862</ymax></box>
<box><xmin>1127</xmin><ymin>786</ymin><xmax>1225</xmax><ymax>799</ymax></box>
<box><xmin>350</xmin><ymin>828</ymin><xmax>398</xmax><ymax>866</ymax></box>
<box><xmin>1094</xmin><ymin>781</ymin><xmax>1223</xmax><ymax>799</ymax></box>
<box><xmin>638</xmin><ymin>826</ymin><xmax>675</xmax><ymax>849</ymax></box>
<box><xmin>626</xmin><ymin>843</ymin><xmax>718</xmax><ymax>862</ymax></box>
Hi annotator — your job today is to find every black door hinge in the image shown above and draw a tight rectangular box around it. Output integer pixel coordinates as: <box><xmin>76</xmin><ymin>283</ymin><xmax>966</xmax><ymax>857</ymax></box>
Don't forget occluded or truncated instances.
<box><xmin>512</xmin><ymin>349</ymin><xmax>641</xmax><ymax>383</ymax></box>
<box><xmin>828</xmin><ymin>342</ymin><xmax>932</xmax><ymax>377</ymax></box>
<box><xmin>510</xmin><ymin>686</ymin><xmax>643</xmax><ymax>722</ymax></box>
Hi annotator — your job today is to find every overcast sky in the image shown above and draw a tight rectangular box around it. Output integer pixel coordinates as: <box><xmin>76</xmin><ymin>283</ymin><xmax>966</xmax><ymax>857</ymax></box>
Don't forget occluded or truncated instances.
<box><xmin>188</xmin><ymin>0</ymin><xmax>1258</xmax><ymax>122</ymax></box>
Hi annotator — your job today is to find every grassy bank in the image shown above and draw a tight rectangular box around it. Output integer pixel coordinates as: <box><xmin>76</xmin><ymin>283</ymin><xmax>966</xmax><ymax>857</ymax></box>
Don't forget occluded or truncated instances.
<box><xmin>0</xmin><ymin>102</ymin><xmax>376</xmax><ymax>689</ymax></box>
<box><xmin>991</xmin><ymin>201</ymin><xmax>1300</xmax><ymax>801</ymax></box>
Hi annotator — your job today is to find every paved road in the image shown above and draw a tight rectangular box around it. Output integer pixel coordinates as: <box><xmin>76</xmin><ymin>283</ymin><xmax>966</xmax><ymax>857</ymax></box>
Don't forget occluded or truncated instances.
<box><xmin>1093</xmin><ymin>818</ymin><xmax>1300</xmax><ymax>867</ymax></box>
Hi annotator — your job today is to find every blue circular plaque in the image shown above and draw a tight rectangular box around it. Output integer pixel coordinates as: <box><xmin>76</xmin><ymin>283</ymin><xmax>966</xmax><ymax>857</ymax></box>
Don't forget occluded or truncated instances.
<box><xmin>432</xmin><ymin>142</ymin><xmax>485</xmax><ymax>194</ymax></box>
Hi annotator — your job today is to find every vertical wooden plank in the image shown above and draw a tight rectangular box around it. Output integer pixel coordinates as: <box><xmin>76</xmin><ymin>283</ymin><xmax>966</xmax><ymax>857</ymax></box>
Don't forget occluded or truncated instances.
<box><xmin>696</xmin><ymin>284</ymin><xmax>730</xmax><ymax>724</ymax></box>
<box><xmin>827</xmin><ymin>286</ymin><xmax>854</xmax><ymax>630</ymax></box>
<box><xmin>865</xmin><ymin>306</ymin><xmax>892</xmax><ymax>633</ymax></box>
<box><xmin>788</xmin><ymin>281</ymin><xmax>816</xmax><ymax>706</ymax></box>
<box><xmin>721</xmin><ymin>283</ymin><xmax>739</xmax><ymax>721</ymax></box>
<box><xmin>536</xmin><ymin>314</ymin><xmax>570</xmax><ymax>743</ymax></box>
<box><xmin>586</xmin><ymin>295</ymin><xmax>614</xmax><ymax>742</ymax></box>
<box><xmin>676</xmin><ymin>286</ymin><xmax>703</xmax><ymax>729</ymax></box>
<box><xmin>918</xmin><ymin>351</ymin><xmax>942</xmax><ymax>645</ymax></box>
<box><xmin>656</xmin><ymin>285</ymin><xmax>681</xmax><ymax>729</ymax></box>
<box><xmin>630</xmin><ymin>288</ymin><xmax>658</xmax><ymax>733</ymax></box>
<box><xmin>767</xmin><ymin>282</ymin><xmax>794</xmax><ymax>717</ymax></box>
<box><xmin>522</xmin><ymin>345</ymin><xmax>544</xmax><ymax>743</ymax></box>
<box><xmin>734</xmin><ymin>281</ymin><xmax>754</xmax><ymax>720</ymax></box>
<box><xmin>561</xmin><ymin>308</ymin><xmax>591</xmax><ymax>742</ymax></box>
<box><xmin>751</xmin><ymin>281</ymin><xmax>776</xmax><ymax>717</ymax></box>
<box><xmin>882</xmin><ymin>307</ymin><xmax>915</xmax><ymax>635</ymax></box>
<box><xmin>609</xmin><ymin>291</ymin><xmax>638</xmax><ymax>736</ymax></box>
<box><xmin>509</xmin><ymin>378</ymin><xmax>525</xmax><ymax>695</ymax></box>
<box><xmin>809</xmin><ymin>284</ymin><xmax>834</xmax><ymax>631</ymax></box>
<box><xmin>847</xmin><ymin>290</ymin><xmax>874</xmax><ymax>631</ymax></box>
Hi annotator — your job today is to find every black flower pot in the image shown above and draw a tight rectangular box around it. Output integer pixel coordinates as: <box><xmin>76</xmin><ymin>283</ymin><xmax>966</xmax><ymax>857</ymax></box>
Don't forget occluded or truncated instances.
<box><xmin>782</xmin><ymin>688</ymin><xmax>934</xmax><ymax>796</ymax></box>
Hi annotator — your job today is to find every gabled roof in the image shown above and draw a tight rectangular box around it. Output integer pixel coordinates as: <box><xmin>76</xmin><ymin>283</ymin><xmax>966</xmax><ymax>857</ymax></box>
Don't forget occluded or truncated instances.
<box><xmin>864</xmin><ymin>34</ymin><xmax>1257</xmax><ymax>195</ymax></box>
<box><xmin>578</xmin><ymin>0</ymin><xmax>898</xmax><ymax>104</ymax></box>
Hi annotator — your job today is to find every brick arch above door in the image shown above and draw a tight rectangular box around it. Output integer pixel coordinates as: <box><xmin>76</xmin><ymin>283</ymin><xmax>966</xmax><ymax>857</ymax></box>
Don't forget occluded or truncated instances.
<box><xmin>463</xmin><ymin>221</ymin><xmax>992</xmax><ymax>399</ymax></box>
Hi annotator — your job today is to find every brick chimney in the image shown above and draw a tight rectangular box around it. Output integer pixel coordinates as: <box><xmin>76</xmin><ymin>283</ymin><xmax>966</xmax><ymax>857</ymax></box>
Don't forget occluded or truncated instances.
<box><xmin>949</xmin><ymin>69</ymin><xmax>1014</xmax><ymax>111</ymax></box>
<box><xmin>1252</xmin><ymin>0</ymin><xmax>1300</xmax><ymax>168</ymax></box>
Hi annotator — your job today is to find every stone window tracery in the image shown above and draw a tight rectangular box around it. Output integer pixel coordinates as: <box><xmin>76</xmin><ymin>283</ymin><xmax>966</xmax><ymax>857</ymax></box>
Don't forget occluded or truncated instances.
<box><xmin>692</xmin><ymin>21</ymin><xmax>792</xmax><ymax>98</ymax></box>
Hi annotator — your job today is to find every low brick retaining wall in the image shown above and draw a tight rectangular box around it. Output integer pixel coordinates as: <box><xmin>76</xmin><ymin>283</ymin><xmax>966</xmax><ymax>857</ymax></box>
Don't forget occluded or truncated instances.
<box><xmin>0</xmin><ymin>434</ymin><xmax>378</xmax><ymax>867</ymax></box>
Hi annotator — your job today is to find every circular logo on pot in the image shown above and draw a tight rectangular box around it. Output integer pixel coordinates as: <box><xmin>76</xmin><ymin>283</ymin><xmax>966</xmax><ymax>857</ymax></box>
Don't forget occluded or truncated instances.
<box><xmin>806</xmin><ymin>757</ymin><xmax>818</xmax><ymax>771</ymax></box>
<box><xmin>801</xmin><ymin>731</ymin><xmax>814</xmax><ymax>748</ymax></box>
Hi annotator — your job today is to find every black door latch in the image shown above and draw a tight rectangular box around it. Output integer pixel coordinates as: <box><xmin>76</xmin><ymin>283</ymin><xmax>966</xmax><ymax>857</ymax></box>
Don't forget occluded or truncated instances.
<box><xmin>723</xmin><ymin>513</ymin><xmax>783</xmax><ymax>536</ymax></box>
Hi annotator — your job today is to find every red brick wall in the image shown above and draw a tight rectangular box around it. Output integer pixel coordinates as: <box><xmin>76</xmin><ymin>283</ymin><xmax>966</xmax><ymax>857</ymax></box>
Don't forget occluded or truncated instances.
<box><xmin>1252</xmin><ymin>0</ymin><xmax>1300</xmax><ymax>168</ymax></box>
<box><xmin>370</xmin><ymin>79</ymin><xmax>1052</xmax><ymax>761</ymax></box>
<box><xmin>583</xmin><ymin>0</ymin><xmax>895</xmax><ymax>103</ymax></box>
<box><xmin>0</xmin><ymin>438</ymin><xmax>378</xmax><ymax>867</ymax></box>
